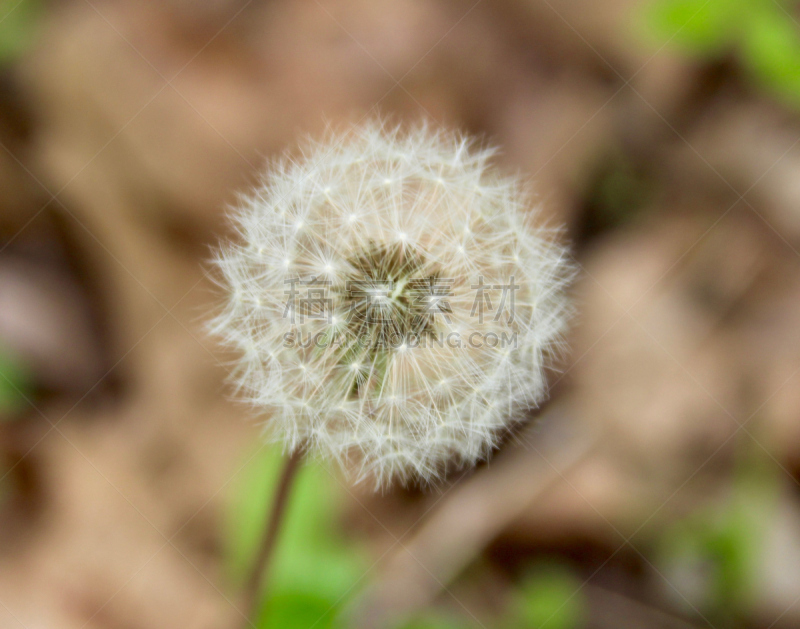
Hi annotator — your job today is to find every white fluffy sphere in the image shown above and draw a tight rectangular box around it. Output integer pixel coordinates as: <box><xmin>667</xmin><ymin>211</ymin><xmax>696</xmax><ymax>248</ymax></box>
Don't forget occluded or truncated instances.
<box><xmin>212</xmin><ymin>123</ymin><xmax>572</xmax><ymax>487</ymax></box>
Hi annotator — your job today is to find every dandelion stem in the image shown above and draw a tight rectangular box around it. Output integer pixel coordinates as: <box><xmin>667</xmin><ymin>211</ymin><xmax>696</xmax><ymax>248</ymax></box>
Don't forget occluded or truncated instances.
<box><xmin>241</xmin><ymin>447</ymin><xmax>304</xmax><ymax>627</ymax></box>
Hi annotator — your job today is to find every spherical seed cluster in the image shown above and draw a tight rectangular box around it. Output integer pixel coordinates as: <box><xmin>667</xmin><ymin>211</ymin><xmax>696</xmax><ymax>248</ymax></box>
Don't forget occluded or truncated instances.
<box><xmin>211</xmin><ymin>123</ymin><xmax>572</xmax><ymax>488</ymax></box>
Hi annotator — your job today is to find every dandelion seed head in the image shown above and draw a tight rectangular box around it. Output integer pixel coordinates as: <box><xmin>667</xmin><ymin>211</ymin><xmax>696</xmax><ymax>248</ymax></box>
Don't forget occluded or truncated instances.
<box><xmin>211</xmin><ymin>122</ymin><xmax>573</xmax><ymax>489</ymax></box>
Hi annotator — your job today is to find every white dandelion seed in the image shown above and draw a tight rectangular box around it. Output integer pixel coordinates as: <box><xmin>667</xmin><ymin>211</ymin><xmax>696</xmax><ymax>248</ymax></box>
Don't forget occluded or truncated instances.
<box><xmin>211</xmin><ymin>122</ymin><xmax>573</xmax><ymax>488</ymax></box>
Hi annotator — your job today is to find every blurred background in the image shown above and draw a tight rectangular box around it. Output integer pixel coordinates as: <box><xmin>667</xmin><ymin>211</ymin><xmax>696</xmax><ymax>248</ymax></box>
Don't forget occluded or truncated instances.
<box><xmin>1</xmin><ymin>0</ymin><xmax>800</xmax><ymax>627</ymax></box>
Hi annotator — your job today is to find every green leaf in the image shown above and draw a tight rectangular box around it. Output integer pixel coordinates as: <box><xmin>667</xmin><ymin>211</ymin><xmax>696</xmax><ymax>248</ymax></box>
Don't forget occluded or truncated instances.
<box><xmin>741</xmin><ymin>4</ymin><xmax>800</xmax><ymax>105</ymax></box>
<box><xmin>0</xmin><ymin>0</ymin><xmax>42</xmax><ymax>65</ymax></box>
<box><xmin>642</xmin><ymin>0</ymin><xmax>744</xmax><ymax>55</ymax></box>
<box><xmin>0</xmin><ymin>345</ymin><xmax>30</xmax><ymax>417</ymax></box>
<box><xmin>256</xmin><ymin>591</ymin><xmax>338</xmax><ymax>629</ymax></box>
<box><xmin>657</xmin><ymin>444</ymin><xmax>779</xmax><ymax>618</ymax></box>
<box><xmin>508</xmin><ymin>562</ymin><xmax>586</xmax><ymax>629</ymax></box>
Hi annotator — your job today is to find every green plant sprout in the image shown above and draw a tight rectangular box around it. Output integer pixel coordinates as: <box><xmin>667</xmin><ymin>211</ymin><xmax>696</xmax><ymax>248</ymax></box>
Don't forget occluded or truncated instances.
<box><xmin>657</xmin><ymin>443</ymin><xmax>779</xmax><ymax>624</ymax></box>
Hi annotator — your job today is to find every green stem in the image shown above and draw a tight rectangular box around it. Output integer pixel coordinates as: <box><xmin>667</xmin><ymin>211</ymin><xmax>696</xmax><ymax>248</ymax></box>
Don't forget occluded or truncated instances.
<box><xmin>240</xmin><ymin>448</ymin><xmax>304</xmax><ymax>628</ymax></box>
